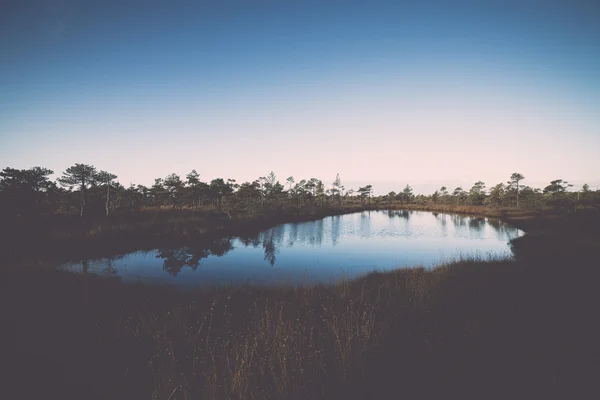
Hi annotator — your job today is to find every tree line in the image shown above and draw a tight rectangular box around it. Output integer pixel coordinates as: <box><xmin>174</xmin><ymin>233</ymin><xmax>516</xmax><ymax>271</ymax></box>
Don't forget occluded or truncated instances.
<box><xmin>0</xmin><ymin>164</ymin><xmax>598</xmax><ymax>220</ymax></box>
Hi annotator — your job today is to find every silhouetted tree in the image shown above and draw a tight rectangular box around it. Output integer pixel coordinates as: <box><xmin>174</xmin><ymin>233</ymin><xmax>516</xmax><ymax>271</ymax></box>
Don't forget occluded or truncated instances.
<box><xmin>0</xmin><ymin>166</ymin><xmax>55</xmax><ymax>217</ymax></box>
<box><xmin>510</xmin><ymin>173</ymin><xmax>525</xmax><ymax>208</ymax></box>
<box><xmin>186</xmin><ymin>170</ymin><xmax>209</xmax><ymax>210</ymax></box>
<box><xmin>96</xmin><ymin>170</ymin><xmax>118</xmax><ymax>216</ymax></box>
<box><xmin>543</xmin><ymin>179</ymin><xmax>573</xmax><ymax>208</ymax></box>
<box><xmin>210</xmin><ymin>178</ymin><xmax>233</xmax><ymax>211</ymax></box>
<box><xmin>387</xmin><ymin>191</ymin><xmax>396</xmax><ymax>206</ymax></box>
<box><xmin>26</xmin><ymin>167</ymin><xmax>55</xmax><ymax>195</ymax></box>
<box><xmin>315</xmin><ymin>180</ymin><xmax>325</xmax><ymax>207</ymax></box>
<box><xmin>543</xmin><ymin>179</ymin><xmax>570</xmax><ymax>197</ymax></box>
<box><xmin>263</xmin><ymin>172</ymin><xmax>277</xmax><ymax>196</ymax></box>
<box><xmin>121</xmin><ymin>184</ymin><xmax>143</xmax><ymax>210</ymax></box>
<box><xmin>332</xmin><ymin>173</ymin><xmax>343</xmax><ymax>205</ymax></box>
<box><xmin>439</xmin><ymin>186</ymin><xmax>449</xmax><ymax>204</ymax></box>
<box><xmin>578</xmin><ymin>183</ymin><xmax>591</xmax><ymax>202</ymax></box>
<box><xmin>163</xmin><ymin>173</ymin><xmax>184</xmax><ymax>208</ymax></box>
<box><xmin>431</xmin><ymin>190</ymin><xmax>440</xmax><ymax>204</ymax></box>
<box><xmin>294</xmin><ymin>179</ymin><xmax>307</xmax><ymax>206</ymax></box>
<box><xmin>58</xmin><ymin>163</ymin><xmax>97</xmax><ymax>217</ymax></box>
<box><xmin>358</xmin><ymin>185</ymin><xmax>373</xmax><ymax>204</ymax></box>
<box><xmin>452</xmin><ymin>187</ymin><xmax>466</xmax><ymax>205</ymax></box>
<box><xmin>400</xmin><ymin>185</ymin><xmax>414</xmax><ymax>204</ymax></box>
<box><xmin>487</xmin><ymin>183</ymin><xmax>505</xmax><ymax>208</ymax></box>
<box><xmin>150</xmin><ymin>178</ymin><xmax>167</xmax><ymax>206</ymax></box>
<box><xmin>286</xmin><ymin>176</ymin><xmax>294</xmax><ymax>197</ymax></box>
<box><xmin>345</xmin><ymin>188</ymin><xmax>354</xmax><ymax>199</ymax></box>
<box><xmin>235</xmin><ymin>181</ymin><xmax>262</xmax><ymax>208</ymax></box>
<box><xmin>469</xmin><ymin>181</ymin><xmax>486</xmax><ymax>205</ymax></box>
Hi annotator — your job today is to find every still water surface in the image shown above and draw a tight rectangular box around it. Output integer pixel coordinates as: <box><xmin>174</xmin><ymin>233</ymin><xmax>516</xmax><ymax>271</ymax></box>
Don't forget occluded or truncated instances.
<box><xmin>61</xmin><ymin>210</ymin><xmax>523</xmax><ymax>287</ymax></box>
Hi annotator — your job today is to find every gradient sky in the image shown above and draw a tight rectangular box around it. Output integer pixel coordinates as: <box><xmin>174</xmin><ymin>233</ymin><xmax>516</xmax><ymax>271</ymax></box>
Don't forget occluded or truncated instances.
<box><xmin>1</xmin><ymin>0</ymin><xmax>599</xmax><ymax>194</ymax></box>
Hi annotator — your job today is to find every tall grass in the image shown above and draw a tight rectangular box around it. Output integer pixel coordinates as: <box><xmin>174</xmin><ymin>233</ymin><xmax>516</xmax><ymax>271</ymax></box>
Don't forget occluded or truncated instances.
<box><xmin>3</xmin><ymin>255</ymin><xmax>465</xmax><ymax>399</ymax></box>
<box><xmin>128</xmin><ymin>283</ymin><xmax>384</xmax><ymax>398</ymax></box>
<box><xmin>108</xmin><ymin>260</ymin><xmax>474</xmax><ymax>399</ymax></box>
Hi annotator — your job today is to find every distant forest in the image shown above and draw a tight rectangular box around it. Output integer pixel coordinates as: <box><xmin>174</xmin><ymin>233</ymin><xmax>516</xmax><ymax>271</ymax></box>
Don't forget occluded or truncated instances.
<box><xmin>1</xmin><ymin>164</ymin><xmax>599</xmax><ymax>220</ymax></box>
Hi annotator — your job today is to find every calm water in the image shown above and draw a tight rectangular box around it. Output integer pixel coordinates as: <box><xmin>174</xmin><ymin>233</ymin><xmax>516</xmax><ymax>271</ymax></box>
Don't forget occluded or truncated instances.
<box><xmin>61</xmin><ymin>210</ymin><xmax>524</xmax><ymax>287</ymax></box>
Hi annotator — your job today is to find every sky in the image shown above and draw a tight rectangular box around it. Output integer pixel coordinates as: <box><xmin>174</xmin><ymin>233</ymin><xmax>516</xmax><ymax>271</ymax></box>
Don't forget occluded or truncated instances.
<box><xmin>1</xmin><ymin>0</ymin><xmax>599</xmax><ymax>194</ymax></box>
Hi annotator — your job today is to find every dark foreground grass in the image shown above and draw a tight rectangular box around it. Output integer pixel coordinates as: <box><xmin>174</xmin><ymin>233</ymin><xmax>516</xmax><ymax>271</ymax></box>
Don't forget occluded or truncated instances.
<box><xmin>3</xmin><ymin>237</ymin><xmax>600</xmax><ymax>399</ymax></box>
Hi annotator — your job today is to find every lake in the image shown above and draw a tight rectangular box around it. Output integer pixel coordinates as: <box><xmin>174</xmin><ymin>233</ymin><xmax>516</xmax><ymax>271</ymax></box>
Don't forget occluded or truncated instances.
<box><xmin>60</xmin><ymin>210</ymin><xmax>524</xmax><ymax>287</ymax></box>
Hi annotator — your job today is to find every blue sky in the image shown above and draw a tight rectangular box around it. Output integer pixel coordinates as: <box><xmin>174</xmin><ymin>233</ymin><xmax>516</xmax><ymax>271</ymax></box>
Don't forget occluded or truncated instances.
<box><xmin>1</xmin><ymin>0</ymin><xmax>599</xmax><ymax>193</ymax></box>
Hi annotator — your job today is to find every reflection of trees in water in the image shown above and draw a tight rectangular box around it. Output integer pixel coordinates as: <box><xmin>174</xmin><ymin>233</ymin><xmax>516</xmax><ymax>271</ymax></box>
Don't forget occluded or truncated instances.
<box><xmin>239</xmin><ymin>231</ymin><xmax>262</xmax><ymax>248</ymax></box>
<box><xmin>287</xmin><ymin>223</ymin><xmax>299</xmax><ymax>246</ymax></box>
<box><xmin>487</xmin><ymin>218</ymin><xmax>520</xmax><ymax>241</ymax></box>
<box><xmin>359</xmin><ymin>211</ymin><xmax>372</xmax><ymax>238</ymax></box>
<box><xmin>468</xmin><ymin>217</ymin><xmax>485</xmax><ymax>232</ymax></box>
<box><xmin>302</xmin><ymin>219</ymin><xmax>325</xmax><ymax>246</ymax></box>
<box><xmin>296</xmin><ymin>223</ymin><xmax>313</xmax><ymax>246</ymax></box>
<box><xmin>272</xmin><ymin>224</ymin><xmax>286</xmax><ymax>247</ymax></box>
<box><xmin>262</xmin><ymin>229</ymin><xmax>277</xmax><ymax>266</ymax></box>
<box><xmin>251</xmin><ymin>233</ymin><xmax>263</xmax><ymax>248</ymax></box>
<box><xmin>314</xmin><ymin>219</ymin><xmax>324</xmax><ymax>246</ymax></box>
<box><xmin>207</xmin><ymin>237</ymin><xmax>234</xmax><ymax>256</ymax></box>
<box><xmin>387</xmin><ymin>210</ymin><xmax>411</xmax><ymax>220</ymax></box>
<box><xmin>157</xmin><ymin>248</ymin><xmax>204</xmax><ymax>276</ymax></box>
<box><xmin>433</xmin><ymin>212</ymin><xmax>447</xmax><ymax>226</ymax></box>
<box><xmin>102</xmin><ymin>255</ymin><xmax>126</xmax><ymax>276</ymax></box>
<box><xmin>156</xmin><ymin>238</ymin><xmax>233</xmax><ymax>276</ymax></box>
<box><xmin>433</xmin><ymin>212</ymin><xmax>447</xmax><ymax>235</ymax></box>
<box><xmin>451</xmin><ymin>214</ymin><xmax>467</xmax><ymax>228</ymax></box>
<box><xmin>267</xmin><ymin>217</ymin><xmax>343</xmax><ymax>249</ymax></box>
<box><xmin>237</xmin><ymin>230</ymin><xmax>280</xmax><ymax>266</ymax></box>
<box><xmin>103</xmin><ymin>259</ymin><xmax>117</xmax><ymax>276</ymax></box>
<box><xmin>487</xmin><ymin>218</ymin><xmax>504</xmax><ymax>234</ymax></box>
<box><xmin>331</xmin><ymin>215</ymin><xmax>341</xmax><ymax>246</ymax></box>
<box><xmin>467</xmin><ymin>217</ymin><xmax>486</xmax><ymax>239</ymax></box>
<box><xmin>78</xmin><ymin>254</ymin><xmax>125</xmax><ymax>277</ymax></box>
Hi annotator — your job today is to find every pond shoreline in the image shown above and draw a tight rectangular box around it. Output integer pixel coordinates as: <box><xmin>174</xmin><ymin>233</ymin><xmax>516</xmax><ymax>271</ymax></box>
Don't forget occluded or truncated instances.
<box><xmin>59</xmin><ymin>209</ymin><xmax>523</xmax><ymax>287</ymax></box>
<box><xmin>8</xmin><ymin>204</ymin><xmax>533</xmax><ymax>266</ymax></box>
<box><xmin>5</xmin><ymin>202</ymin><xmax>598</xmax><ymax>273</ymax></box>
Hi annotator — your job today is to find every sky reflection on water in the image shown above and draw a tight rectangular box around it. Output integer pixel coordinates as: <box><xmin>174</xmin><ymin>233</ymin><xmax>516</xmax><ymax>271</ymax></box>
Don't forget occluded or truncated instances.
<box><xmin>61</xmin><ymin>210</ymin><xmax>523</xmax><ymax>287</ymax></box>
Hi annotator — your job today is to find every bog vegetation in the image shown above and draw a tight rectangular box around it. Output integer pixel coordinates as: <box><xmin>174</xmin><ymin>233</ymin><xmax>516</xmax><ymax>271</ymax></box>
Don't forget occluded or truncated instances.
<box><xmin>2</xmin><ymin>164</ymin><xmax>599</xmax><ymax>221</ymax></box>
<box><xmin>2</xmin><ymin>164</ymin><xmax>600</xmax><ymax>399</ymax></box>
